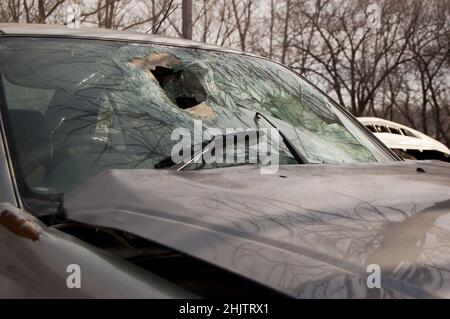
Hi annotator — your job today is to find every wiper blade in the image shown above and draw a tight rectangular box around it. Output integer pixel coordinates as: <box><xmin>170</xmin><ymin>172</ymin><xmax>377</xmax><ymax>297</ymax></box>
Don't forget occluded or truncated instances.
<box><xmin>254</xmin><ymin>112</ymin><xmax>308</xmax><ymax>164</ymax></box>
<box><xmin>153</xmin><ymin>139</ymin><xmax>210</xmax><ymax>169</ymax></box>
<box><xmin>154</xmin><ymin>129</ymin><xmax>262</xmax><ymax>170</ymax></box>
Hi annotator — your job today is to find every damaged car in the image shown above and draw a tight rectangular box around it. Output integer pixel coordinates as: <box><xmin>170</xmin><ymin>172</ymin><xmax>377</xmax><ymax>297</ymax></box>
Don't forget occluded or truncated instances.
<box><xmin>358</xmin><ymin>117</ymin><xmax>450</xmax><ymax>162</ymax></box>
<box><xmin>0</xmin><ymin>24</ymin><xmax>450</xmax><ymax>298</ymax></box>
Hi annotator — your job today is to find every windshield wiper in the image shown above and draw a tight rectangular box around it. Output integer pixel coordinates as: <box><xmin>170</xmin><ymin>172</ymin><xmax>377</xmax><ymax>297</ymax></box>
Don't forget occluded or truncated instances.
<box><xmin>154</xmin><ymin>129</ymin><xmax>262</xmax><ymax>170</ymax></box>
<box><xmin>254</xmin><ymin>112</ymin><xmax>308</xmax><ymax>164</ymax></box>
<box><xmin>155</xmin><ymin>112</ymin><xmax>307</xmax><ymax>169</ymax></box>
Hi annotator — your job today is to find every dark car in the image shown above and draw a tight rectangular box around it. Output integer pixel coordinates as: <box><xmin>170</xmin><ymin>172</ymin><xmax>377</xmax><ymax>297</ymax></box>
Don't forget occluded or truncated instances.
<box><xmin>0</xmin><ymin>23</ymin><xmax>449</xmax><ymax>298</ymax></box>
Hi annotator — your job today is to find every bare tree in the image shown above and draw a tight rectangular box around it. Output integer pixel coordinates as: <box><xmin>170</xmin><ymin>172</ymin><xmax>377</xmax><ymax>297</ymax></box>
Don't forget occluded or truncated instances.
<box><xmin>0</xmin><ymin>0</ymin><xmax>65</xmax><ymax>23</ymax></box>
<box><xmin>230</xmin><ymin>0</ymin><xmax>254</xmax><ymax>51</ymax></box>
<box><xmin>36</xmin><ymin>0</ymin><xmax>65</xmax><ymax>23</ymax></box>
<box><xmin>0</xmin><ymin>0</ymin><xmax>22</xmax><ymax>22</ymax></box>
<box><xmin>181</xmin><ymin>0</ymin><xmax>192</xmax><ymax>39</ymax></box>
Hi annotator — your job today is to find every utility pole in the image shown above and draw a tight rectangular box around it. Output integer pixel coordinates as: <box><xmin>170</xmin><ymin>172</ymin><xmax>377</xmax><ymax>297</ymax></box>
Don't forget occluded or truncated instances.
<box><xmin>182</xmin><ymin>0</ymin><xmax>192</xmax><ymax>39</ymax></box>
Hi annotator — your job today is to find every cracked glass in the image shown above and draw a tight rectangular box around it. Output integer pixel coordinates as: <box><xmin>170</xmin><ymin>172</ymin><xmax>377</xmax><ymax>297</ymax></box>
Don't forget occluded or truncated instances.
<box><xmin>0</xmin><ymin>38</ymin><xmax>393</xmax><ymax>196</ymax></box>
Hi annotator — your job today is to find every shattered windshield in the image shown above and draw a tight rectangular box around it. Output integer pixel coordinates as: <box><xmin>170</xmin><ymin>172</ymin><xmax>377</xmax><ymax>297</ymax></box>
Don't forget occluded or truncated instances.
<box><xmin>0</xmin><ymin>38</ymin><xmax>392</xmax><ymax>196</ymax></box>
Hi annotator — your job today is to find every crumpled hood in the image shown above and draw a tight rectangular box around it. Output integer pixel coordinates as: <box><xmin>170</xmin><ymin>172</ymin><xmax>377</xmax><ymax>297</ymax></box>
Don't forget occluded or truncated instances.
<box><xmin>63</xmin><ymin>160</ymin><xmax>450</xmax><ymax>298</ymax></box>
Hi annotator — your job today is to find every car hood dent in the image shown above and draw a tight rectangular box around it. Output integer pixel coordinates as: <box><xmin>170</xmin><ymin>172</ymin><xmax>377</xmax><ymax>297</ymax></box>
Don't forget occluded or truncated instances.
<box><xmin>63</xmin><ymin>161</ymin><xmax>450</xmax><ymax>298</ymax></box>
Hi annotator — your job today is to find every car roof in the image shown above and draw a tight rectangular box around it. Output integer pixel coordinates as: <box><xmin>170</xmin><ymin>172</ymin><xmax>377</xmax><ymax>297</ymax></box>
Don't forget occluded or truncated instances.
<box><xmin>0</xmin><ymin>23</ymin><xmax>247</xmax><ymax>55</ymax></box>
<box><xmin>358</xmin><ymin>117</ymin><xmax>425</xmax><ymax>136</ymax></box>
<box><xmin>358</xmin><ymin>117</ymin><xmax>425</xmax><ymax>138</ymax></box>
<box><xmin>358</xmin><ymin>117</ymin><xmax>409</xmax><ymax>128</ymax></box>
